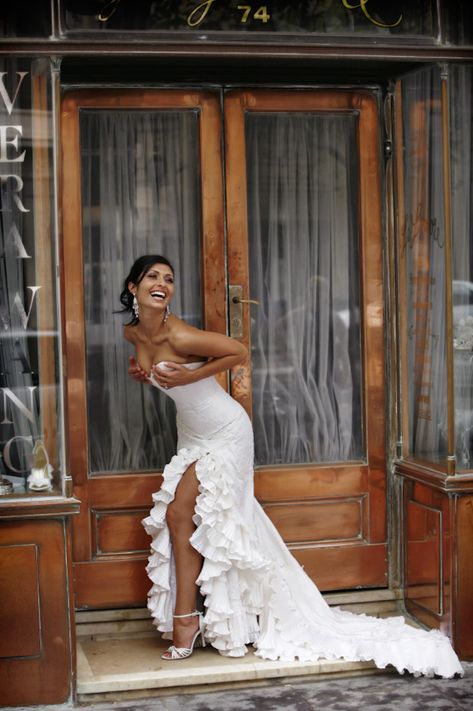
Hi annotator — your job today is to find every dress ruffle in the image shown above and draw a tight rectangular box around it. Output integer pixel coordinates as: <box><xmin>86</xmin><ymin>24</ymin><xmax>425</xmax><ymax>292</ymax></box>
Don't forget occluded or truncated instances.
<box><xmin>142</xmin><ymin>445</ymin><xmax>269</xmax><ymax>657</ymax></box>
<box><xmin>251</xmin><ymin>501</ymin><xmax>464</xmax><ymax>678</ymax></box>
<box><xmin>142</xmin><ymin>445</ymin><xmax>463</xmax><ymax>678</ymax></box>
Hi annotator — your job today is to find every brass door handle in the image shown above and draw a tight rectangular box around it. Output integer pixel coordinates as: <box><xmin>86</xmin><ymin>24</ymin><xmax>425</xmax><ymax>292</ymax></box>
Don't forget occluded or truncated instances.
<box><xmin>232</xmin><ymin>296</ymin><xmax>260</xmax><ymax>306</ymax></box>
<box><xmin>229</xmin><ymin>285</ymin><xmax>259</xmax><ymax>338</ymax></box>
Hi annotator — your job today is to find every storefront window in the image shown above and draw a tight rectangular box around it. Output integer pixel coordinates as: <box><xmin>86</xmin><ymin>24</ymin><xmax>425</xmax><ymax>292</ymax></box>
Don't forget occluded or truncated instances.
<box><xmin>397</xmin><ymin>66</ymin><xmax>448</xmax><ymax>466</ymax></box>
<box><xmin>62</xmin><ymin>0</ymin><xmax>436</xmax><ymax>39</ymax></box>
<box><xmin>0</xmin><ymin>58</ymin><xmax>64</xmax><ymax>497</ymax></box>
<box><xmin>450</xmin><ymin>65</ymin><xmax>473</xmax><ymax>470</ymax></box>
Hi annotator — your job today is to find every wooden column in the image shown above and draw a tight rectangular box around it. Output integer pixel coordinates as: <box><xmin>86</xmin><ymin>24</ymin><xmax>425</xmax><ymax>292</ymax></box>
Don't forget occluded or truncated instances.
<box><xmin>398</xmin><ymin>464</ymin><xmax>473</xmax><ymax>659</ymax></box>
<box><xmin>0</xmin><ymin>499</ymin><xmax>79</xmax><ymax>706</ymax></box>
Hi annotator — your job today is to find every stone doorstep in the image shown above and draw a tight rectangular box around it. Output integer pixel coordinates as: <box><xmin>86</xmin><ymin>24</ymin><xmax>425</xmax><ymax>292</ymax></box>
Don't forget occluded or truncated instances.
<box><xmin>77</xmin><ymin>634</ymin><xmax>382</xmax><ymax>698</ymax></box>
<box><xmin>76</xmin><ymin>589</ymin><xmax>404</xmax><ymax>701</ymax></box>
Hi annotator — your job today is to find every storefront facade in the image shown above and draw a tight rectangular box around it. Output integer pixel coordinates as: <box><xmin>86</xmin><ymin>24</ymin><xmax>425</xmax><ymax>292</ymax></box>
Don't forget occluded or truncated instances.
<box><xmin>0</xmin><ymin>1</ymin><xmax>472</xmax><ymax>705</ymax></box>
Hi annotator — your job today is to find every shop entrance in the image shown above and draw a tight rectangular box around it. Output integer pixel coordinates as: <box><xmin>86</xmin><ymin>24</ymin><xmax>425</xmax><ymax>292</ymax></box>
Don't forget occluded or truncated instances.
<box><xmin>61</xmin><ymin>88</ymin><xmax>386</xmax><ymax>609</ymax></box>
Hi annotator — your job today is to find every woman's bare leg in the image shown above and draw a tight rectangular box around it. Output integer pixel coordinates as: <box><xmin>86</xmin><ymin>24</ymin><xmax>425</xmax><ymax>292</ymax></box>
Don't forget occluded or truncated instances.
<box><xmin>165</xmin><ymin>462</ymin><xmax>203</xmax><ymax>649</ymax></box>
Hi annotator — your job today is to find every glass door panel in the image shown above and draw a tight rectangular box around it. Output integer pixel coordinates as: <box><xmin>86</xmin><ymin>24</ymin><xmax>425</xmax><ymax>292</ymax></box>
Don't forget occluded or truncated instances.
<box><xmin>80</xmin><ymin>109</ymin><xmax>202</xmax><ymax>474</ymax></box>
<box><xmin>245</xmin><ymin>112</ymin><xmax>363</xmax><ymax>466</ymax></box>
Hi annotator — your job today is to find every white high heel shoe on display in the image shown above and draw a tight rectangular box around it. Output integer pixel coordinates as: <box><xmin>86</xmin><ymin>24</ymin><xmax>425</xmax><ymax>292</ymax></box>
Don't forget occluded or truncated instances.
<box><xmin>161</xmin><ymin>611</ymin><xmax>206</xmax><ymax>660</ymax></box>
<box><xmin>27</xmin><ymin>440</ymin><xmax>53</xmax><ymax>491</ymax></box>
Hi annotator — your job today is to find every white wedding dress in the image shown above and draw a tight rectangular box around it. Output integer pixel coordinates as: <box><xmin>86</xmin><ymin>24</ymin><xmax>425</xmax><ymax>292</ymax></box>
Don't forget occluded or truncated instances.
<box><xmin>142</xmin><ymin>362</ymin><xmax>463</xmax><ymax>678</ymax></box>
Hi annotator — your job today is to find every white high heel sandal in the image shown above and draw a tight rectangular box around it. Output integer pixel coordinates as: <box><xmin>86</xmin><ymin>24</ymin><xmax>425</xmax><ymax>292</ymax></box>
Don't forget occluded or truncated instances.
<box><xmin>161</xmin><ymin>611</ymin><xmax>206</xmax><ymax>660</ymax></box>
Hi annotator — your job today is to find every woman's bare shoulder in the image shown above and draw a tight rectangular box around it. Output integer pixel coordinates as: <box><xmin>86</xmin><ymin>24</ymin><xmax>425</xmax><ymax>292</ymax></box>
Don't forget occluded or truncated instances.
<box><xmin>168</xmin><ymin>316</ymin><xmax>245</xmax><ymax>358</ymax></box>
<box><xmin>167</xmin><ymin>315</ymin><xmax>202</xmax><ymax>337</ymax></box>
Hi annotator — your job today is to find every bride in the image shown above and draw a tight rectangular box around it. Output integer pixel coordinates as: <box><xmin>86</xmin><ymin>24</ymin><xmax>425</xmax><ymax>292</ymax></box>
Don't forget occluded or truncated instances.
<box><xmin>122</xmin><ymin>254</ymin><xmax>463</xmax><ymax>677</ymax></box>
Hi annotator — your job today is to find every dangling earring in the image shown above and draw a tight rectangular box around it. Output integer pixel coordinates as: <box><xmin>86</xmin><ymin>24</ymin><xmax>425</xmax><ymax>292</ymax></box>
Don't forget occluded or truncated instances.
<box><xmin>132</xmin><ymin>295</ymin><xmax>139</xmax><ymax>319</ymax></box>
<box><xmin>163</xmin><ymin>304</ymin><xmax>171</xmax><ymax>323</ymax></box>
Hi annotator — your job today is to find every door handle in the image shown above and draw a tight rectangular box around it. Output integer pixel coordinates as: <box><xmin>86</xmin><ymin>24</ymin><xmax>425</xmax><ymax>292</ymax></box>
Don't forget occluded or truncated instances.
<box><xmin>229</xmin><ymin>285</ymin><xmax>259</xmax><ymax>338</ymax></box>
<box><xmin>232</xmin><ymin>296</ymin><xmax>260</xmax><ymax>305</ymax></box>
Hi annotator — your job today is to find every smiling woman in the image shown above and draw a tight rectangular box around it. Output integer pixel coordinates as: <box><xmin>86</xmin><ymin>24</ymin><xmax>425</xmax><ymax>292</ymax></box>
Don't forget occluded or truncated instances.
<box><xmin>120</xmin><ymin>254</ymin><xmax>175</xmax><ymax>328</ymax></box>
<box><xmin>119</xmin><ymin>254</ymin><xmax>464</xmax><ymax>674</ymax></box>
<box><xmin>122</xmin><ymin>254</ymin><xmax>246</xmax><ymax>380</ymax></box>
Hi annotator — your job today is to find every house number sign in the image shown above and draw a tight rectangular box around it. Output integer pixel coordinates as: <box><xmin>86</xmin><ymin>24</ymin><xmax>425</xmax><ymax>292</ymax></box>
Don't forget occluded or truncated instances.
<box><xmin>186</xmin><ymin>0</ymin><xmax>402</xmax><ymax>28</ymax></box>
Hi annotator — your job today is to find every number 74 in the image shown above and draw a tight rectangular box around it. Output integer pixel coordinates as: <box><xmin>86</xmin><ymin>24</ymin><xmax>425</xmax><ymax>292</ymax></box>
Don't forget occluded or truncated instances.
<box><xmin>237</xmin><ymin>5</ymin><xmax>271</xmax><ymax>23</ymax></box>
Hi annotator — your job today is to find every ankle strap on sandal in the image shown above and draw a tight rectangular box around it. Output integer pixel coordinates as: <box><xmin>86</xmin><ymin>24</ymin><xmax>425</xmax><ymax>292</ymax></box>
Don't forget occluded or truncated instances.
<box><xmin>173</xmin><ymin>610</ymin><xmax>201</xmax><ymax>619</ymax></box>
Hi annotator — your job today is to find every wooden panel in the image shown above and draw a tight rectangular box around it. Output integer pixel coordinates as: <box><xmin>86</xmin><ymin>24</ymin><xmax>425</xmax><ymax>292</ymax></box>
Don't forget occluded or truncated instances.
<box><xmin>93</xmin><ymin>509</ymin><xmax>150</xmax><ymax>555</ymax></box>
<box><xmin>454</xmin><ymin>496</ymin><xmax>473</xmax><ymax>658</ymax></box>
<box><xmin>0</xmin><ymin>544</ymin><xmax>41</xmax><ymax>658</ymax></box>
<box><xmin>406</xmin><ymin>501</ymin><xmax>441</xmax><ymax>615</ymax></box>
<box><xmin>74</xmin><ymin>559</ymin><xmax>149</xmax><ymax>608</ymax></box>
<box><xmin>357</xmin><ymin>92</ymin><xmax>386</xmax><ymax>542</ymax></box>
<box><xmin>292</xmin><ymin>543</ymin><xmax>387</xmax><ymax>591</ymax></box>
<box><xmin>89</xmin><ymin>474</ymin><xmax>162</xmax><ymax>508</ymax></box>
<box><xmin>403</xmin><ymin>480</ymin><xmax>449</xmax><ymax>631</ymax></box>
<box><xmin>255</xmin><ymin>466</ymin><xmax>368</xmax><ymax>501</ymax></box>
<box><xmin>0</xmin><ymin>519</ymin><xmax>72</xmax><ymax>706</ymax></box>
<box><xmin>61</xmin><ymin>92</ymin><xmax>90</xmax><ymax>561</ymax></box>
<box><xmin>399</xmin><ymin>469</ymin><xmax>473</xmax><ymax>656</ymax></box>
<box><xmin>263</xmin><ymin>498</ymin><xmax>364</xmax><ymax>544</ymax></box>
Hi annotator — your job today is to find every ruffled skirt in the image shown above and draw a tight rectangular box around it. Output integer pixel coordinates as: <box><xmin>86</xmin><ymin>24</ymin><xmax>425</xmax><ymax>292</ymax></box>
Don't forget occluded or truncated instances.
<box><xmin>142</xmin><ymin>409</ymin><xmax>463</xmax><ymax>678</ymax></box>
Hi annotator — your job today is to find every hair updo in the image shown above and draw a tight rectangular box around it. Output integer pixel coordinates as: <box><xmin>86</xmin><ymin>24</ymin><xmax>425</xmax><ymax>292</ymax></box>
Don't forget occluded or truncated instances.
<box><xmin>119</xmin><ymin>254</ymin><xmax>174</xmax><ymax>325</ymax></box>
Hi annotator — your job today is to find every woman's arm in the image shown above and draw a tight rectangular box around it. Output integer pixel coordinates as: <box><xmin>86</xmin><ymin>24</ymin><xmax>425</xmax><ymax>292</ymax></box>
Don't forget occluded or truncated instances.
<box><xmin>151</xmin><ymin>325</ymin><xmax>247</xmax><ymax>389</ymax></box>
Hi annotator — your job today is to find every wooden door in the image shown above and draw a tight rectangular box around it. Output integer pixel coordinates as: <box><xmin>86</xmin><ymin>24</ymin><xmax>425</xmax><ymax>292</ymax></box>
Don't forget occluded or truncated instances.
<box><xmin>61</xmin><ymin>90</ymin><xmax>225</xmax><ymax>608</ymax></box>
<box><xmin>62</xmin><ymin>88</ymin><xmax>386</xmax><ymax>610</ymax></box>
<box><xmin>225</xmin><ymin>91</ymin><xmax>387</xmax><ymax>590</ymax></box>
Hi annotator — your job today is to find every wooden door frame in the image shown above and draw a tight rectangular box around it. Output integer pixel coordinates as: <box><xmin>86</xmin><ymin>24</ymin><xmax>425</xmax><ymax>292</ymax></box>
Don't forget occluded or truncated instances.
<box><xmin>60</xmin><ymin>89</ymin><xmax>225</xmax><ymax>608</ymax></box>
<box><xmin>225</xmin><ymin>90</ymin><xmax>387</xmax><ymax>589</ymax></box>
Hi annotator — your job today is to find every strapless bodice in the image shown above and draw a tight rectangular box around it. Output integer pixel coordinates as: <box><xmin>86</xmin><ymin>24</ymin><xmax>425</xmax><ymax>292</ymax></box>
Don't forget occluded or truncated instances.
<box><xmin>149</xmin><ymin>361</ymin><xmax>244</xmax><ymax>437</ymax></box>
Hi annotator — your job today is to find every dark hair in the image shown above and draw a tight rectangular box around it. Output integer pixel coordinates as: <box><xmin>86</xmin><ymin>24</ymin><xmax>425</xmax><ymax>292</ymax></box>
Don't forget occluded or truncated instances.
<box><xmin>119</xmin><ymin>254</ymin><xmax>174</xmax><ymax>325</ymax></box>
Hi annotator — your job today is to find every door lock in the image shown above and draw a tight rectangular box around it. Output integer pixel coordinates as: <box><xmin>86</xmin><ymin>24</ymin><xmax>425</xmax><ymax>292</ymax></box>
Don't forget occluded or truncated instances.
<box><xmin>229</xmin><ymin>285</ymin><xmax>260</xmax><ymax>338</ymax></box>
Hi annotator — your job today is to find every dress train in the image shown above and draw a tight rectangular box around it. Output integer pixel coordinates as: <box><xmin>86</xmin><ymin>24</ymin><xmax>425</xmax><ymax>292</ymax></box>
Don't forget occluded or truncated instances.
<box><xmin>142</xmin><ymin>362</ymin><xmax>463</xmax><ymax>678</ymax></box>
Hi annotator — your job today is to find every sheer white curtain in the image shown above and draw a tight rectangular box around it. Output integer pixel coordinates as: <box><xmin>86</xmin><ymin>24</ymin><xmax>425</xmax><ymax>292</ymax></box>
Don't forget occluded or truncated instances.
<box><xmin>401</xmin><ymin>67</ymin><xmax>448</xmax><ymax>461</ymax></box>
<box><xmin>450</xmin><ymin>65</ymin><xmax>473</xmax><ymax>469</ymax></box>
<box><xmin>246</xmin><ymin>112</ymin><xmax>363</xmax><ymax>466</ymax></box>
<box><xmin>80</xmin><ymin>109</ymin><xmax>202</xmax><ymax>473</ymax></box>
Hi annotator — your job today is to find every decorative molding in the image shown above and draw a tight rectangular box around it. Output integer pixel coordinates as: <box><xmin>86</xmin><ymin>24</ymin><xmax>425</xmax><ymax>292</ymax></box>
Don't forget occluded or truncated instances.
<box><xmin>0</xmin><ymin>497</ymin><xmax>80</xmax><ymax>519</ymax></box>
<box><xmin>395</xmin><ymin>462</ymin><xmax>473</xmax><ymax>493</ymax></box>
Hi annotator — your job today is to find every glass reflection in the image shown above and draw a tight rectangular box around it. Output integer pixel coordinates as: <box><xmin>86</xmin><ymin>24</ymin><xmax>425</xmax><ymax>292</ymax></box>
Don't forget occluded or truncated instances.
<box><xmin>246</xmin><ymin>112</ymin><xmax>363</xmax><ymax>466</ymax></box>
<box><xmin>450</xmin><ymin>65</ymin><xmax>473</xmax><ymax>470</ymax></box>
<box><xmin>399</xmin><ymin>67</ymin><xmax>448</xmax><ymax>464</ymax></box>
<box><xmin>80</xmin><ymin>109</ymin><xmax>202</xmax><ymax>474</ymax></box>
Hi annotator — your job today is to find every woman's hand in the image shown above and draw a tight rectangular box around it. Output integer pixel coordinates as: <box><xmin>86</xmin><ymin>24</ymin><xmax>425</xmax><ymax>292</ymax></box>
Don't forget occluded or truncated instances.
<box><xmin>151</xmin><ymin>362</ymin><xmax>196</xmax><ymax>389</ymax></box>
<box><xmin>128</xmin><ymin>356</ymin><xmax>150</xmax><ymax>383</ymax></box>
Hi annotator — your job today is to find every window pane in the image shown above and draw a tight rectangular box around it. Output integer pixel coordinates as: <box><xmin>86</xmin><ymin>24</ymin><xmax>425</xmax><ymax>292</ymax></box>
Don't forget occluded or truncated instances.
<box><xmin>399</xmin><ymin>67</ymin><xmax>448</xmax><ymax>464</ymax></box>
<box><xmin>443</xmin><ymin>4</ymin><xmax>473</xmax><ymax>46</ymax></box>
<box><xmin>450</xmin><ymin>65</ymin><xmax>473</xmax><ymax>470</ymax></box>
<box><xmin>246</xmin><ymin>112</ymin><xmax>363</xmax><ymax>466</ymax></box>
<box><xmin>0</xmin><ymin>59</ymin><xmax>63</xmax><ymax>496</ymax></box>
<box><xmin>80</xmin><ymin>109</ymin><xmax>202</xmax><ymax>474</ymax></box>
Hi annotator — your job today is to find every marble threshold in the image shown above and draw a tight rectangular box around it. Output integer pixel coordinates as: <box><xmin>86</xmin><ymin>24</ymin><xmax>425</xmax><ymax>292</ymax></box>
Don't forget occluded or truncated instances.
<box><xmin>76</xmin><ymin>589</ymin><xmax>405</xmax><ymax>700</ymax></box>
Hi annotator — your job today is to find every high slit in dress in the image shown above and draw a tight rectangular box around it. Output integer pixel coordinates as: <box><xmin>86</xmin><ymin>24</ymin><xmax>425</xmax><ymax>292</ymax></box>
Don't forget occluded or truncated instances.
<box><xmin>142</xmin><ymin>361</ymin><xmax>463</xmax><ymax>678</ymax></box>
